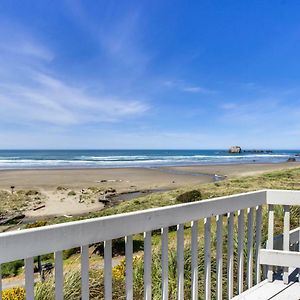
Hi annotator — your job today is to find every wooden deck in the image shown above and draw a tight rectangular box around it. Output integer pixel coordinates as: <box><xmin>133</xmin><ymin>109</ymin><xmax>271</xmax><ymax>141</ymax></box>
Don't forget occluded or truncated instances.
<box><xmin>234</xmin><ymin>279</ymin><xmax>300</xmax><ymax>300</ymax></box>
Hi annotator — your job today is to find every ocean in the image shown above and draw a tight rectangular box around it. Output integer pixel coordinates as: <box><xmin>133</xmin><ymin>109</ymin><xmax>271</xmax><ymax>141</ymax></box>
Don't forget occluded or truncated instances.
<box><xmin>0</xmin><ymin>149</ymin><xmax>299</xmax><ymax>169</ymax></box>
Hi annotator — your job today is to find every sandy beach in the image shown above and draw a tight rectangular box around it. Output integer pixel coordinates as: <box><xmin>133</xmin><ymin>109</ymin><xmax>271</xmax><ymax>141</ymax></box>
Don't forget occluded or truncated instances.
<box><xmin>1</xmin><ymin>162</ymin><xmax>299</xmax><ymax>218</ymax></box>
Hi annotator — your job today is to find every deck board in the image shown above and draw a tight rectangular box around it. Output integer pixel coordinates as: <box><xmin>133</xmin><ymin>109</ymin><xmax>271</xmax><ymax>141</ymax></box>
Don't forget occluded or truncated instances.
<box><xmin>233</xmin><ymin>279</ymin><xmax>300</xmax><ymax>300</ymax></box>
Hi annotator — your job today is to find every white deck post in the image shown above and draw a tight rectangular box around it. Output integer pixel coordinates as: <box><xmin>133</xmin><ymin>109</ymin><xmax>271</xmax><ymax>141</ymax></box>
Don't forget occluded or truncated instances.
<box><xmin>25</xmin><ymin>257</ymin><xmax>34</xmax><ymax>300</ymax></box>
<box><xmin>227</xmin><ymin>212</ymin><xmax>234</xmax><ymax>299</ymax></box>
<box><xmin>216</xmin><ymin>215</ymin><xmax>223</xmax><ymax>300</ymax></box>
<box><xmin>54</xmin><ymin>251</ymin><xmax>64</xmax><ymax>300</ymax></box>
<box><xmin>104</xmin><ymin>240</ymin><xmax>112</xmax><ymax>300</ymax></box>
<box><xmin>237</xmin><ymin>209</ymin><xmax>245</xmax><ymax>294</ymax></box>
<box><xmin>204</xmin><ymin>217</ymin><xmax>211</xmax><ymax>300</ymax></box>
<box><xmin>161</xmin><ymin>227</ymin><xmax>169</xmax><ymax>300</ymax></box>
<box><xmin>177</xmin><ymin>224</ymin><xmax>184</xmax><ymax>300</ymax></box>
<box><xmin>255</xmin><ymin>206</ymin><xmax>262</xmax><ymax>284</ymax></box>
<box><xmin>267</xmin><ymin>205</ymin><xmax>274</xmax><ymax>282</ymax></box>
<box><xmin>81</xmin><ymin>245</ymin><xmax>89</xmax><ymax>300</ymax></box>
<box><xmin>144</xmin><ymin>231</ymin><xmax>152</xmax><ymax>300</ymax></box>
<box><xmin>283</xmin><ymin>205</ymin><xmax>290</xmax><ymax>284</ymax></box>
<box><xmin>125</xmin><ymin>235</ymin><xmax>133</xmax><ymax>300</ymax></box>
<box><xmin>247</xmin><ymin>207</ymin><xmax>254</xmax><ymax>289</ymax></box>
<box><xmin>191</xmin><ymin>221</ymin><xmax>198</xmax><ymax>300</ymax></box>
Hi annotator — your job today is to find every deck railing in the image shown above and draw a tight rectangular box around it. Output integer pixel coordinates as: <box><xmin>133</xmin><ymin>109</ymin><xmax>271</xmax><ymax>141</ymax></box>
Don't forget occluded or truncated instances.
<box><xmin>0</xmin><ymin>189</ymin><xmax>300</xmax><ymax>300</ymax></box>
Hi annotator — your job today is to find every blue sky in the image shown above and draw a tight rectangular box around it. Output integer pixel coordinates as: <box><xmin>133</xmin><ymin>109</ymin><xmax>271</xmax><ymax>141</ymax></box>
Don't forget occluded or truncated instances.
<box><xmin>1</xmin><ymin>1</ymin><xmax>300</xmax><ymax>149</ymax></box>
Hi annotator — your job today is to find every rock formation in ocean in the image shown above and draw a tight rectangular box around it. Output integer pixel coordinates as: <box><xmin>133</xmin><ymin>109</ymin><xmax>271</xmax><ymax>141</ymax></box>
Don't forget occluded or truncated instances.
<box><xmin>229</xmin><ymin>146</ymin><xmax>242</xmax><ymax>153</ymax></box>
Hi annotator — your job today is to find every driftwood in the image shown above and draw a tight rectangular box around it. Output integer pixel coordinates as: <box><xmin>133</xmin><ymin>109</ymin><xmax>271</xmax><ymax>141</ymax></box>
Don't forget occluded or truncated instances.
<box><xmin>98</xmin><ymin>198</ymin><xmax>111</xmax><ymax>204</ymax></box>
<box><xmin>33</xmin><ymin>205</ymin><xmax>46</xmax><ymax>211</ymax></box>
<box><xmin>0</xmin><ymin>214</ymin><xmax>25</xmax><ymax>225</ymax></box>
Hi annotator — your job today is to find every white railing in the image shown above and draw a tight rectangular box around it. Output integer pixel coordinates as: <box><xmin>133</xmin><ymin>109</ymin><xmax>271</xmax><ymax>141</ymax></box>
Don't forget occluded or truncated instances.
<box><xmin>0</xmin><ymin>189</ymin><xmax>300</xmax><ymax>300</ymax></box>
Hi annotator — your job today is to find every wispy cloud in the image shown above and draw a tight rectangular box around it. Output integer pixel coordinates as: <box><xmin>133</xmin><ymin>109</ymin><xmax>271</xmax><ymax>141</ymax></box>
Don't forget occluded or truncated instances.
<box><xmin>65</xmin><ymin>1</ymin><xmax>150</xmax><ymax>75</ymax></box>
<box><xmin>163</xmin><ymin>80</ymin><xmax>216</xmax><ymax>94</ymax></box>
<box><xmin>0</xmin><ymin>23</ymin><xmax>149</xmax><ymax>126</ymax></box>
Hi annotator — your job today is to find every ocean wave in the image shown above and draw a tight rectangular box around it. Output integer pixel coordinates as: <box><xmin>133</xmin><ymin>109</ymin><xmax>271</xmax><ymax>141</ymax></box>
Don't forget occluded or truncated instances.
<box><xmin>0</xmin><ymin>151</ymin><xmax>296</xmax><ymax>169</ymax></box>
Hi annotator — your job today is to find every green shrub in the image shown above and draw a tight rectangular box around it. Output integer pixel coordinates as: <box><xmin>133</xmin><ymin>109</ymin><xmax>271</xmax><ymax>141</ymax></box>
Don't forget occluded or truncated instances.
<box><xmin>56</xmin><ymin>186</ymin><xmax>68</xmax><ymax>191</ymax></box>
<box><xmin>25</xmin><ymin>190</ymin><xmax>39</xmax><ymax>196</ymax></box>
<box><xmin>67</xmin><ymin>191</ymin><xmax>76</xmax><ymax>196</ymax></box>
<box><xmin>1</xmin><ymin>260</ymin><xmax>24</xmax><ymax>278</ymax></box>
<box><xmin>176</xmin><ymin>190</ymin><xmax>202</xmax><ymax>203</ymax></box>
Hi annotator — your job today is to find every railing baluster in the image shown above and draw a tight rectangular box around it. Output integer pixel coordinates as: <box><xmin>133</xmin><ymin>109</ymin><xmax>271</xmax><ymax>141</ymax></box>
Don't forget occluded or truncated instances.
<box><xmin>104</xmin><ymin>240</ymin><xmax>112</xmax><ymax>299</ymax></box>
<box><xmin>247</xmin><ymin>207</ymin><xmax>254</xmax><ymax>289</ymax></box>
<box><xmin>283</xmin><ymin>205</ymin><xmax>290</xmax><ymax>284</ymax></box>
<box><xmin>216</xmin><ymin>215</ymin><xmax>223</xmax><ymax>300</ymax></box>
<box><xmin>227</xmin><ymin>212</ymin><xmax>234</xmax><ymax>299</ymax></box>
<box><xmin>125</xmin><ymin>235</ymin><xmax>133</xmax><ymax>300</ymax></box>
<box><xmin>161</xmin><ymin>227</ymin><xmax>169</xmax><ymax>300</ymax></box>
<box><xmin>55</xmin><ymin>251</ymin><xmax>64</xmax><ymax>300</ymax></box>
<box><xmin>177</xmin><ymin>224</ymin><xmax>184</xmax><ymax>300</ymax></box>
<box><xmin>267</xmin><ymin>205</ymin><xmax>274</xmax><ymax>282</ymax></box>
<box><xmin>144</xmin><ymin>231</ymin><xmax>152</xmax><ymax>300</ymax></box>
<box><xmin>204</xmin><ymin>217</ymin><xmax>211</xmax><ymax>300</ymax></box>
<box><xmin>81</xmin><ymin>245</ymin><xmax>89</xmax><ymax>300</ymax></box>
<box><xmin>191</xmin><ymin>221</ymin><xmax>198</xmax><ymax>300</ymax></box>
<box><xmin>25</xmin><ymin>257</ymin><xmax>34</xmax><ymax>300</ymax></box>
<box><xmin>255</xmin><ymin>206</ymin><xmax>262</xmax><ymax>284</ymax></box>
<box><xmin>237</xmin><ymin>209</ymin><xmax>244</xmax><ymax>294</ymax></box>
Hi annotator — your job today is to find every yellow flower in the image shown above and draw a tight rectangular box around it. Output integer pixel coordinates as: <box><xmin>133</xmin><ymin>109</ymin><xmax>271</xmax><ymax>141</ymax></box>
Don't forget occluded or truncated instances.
<box><xmin>112</xmin><ymin>259</ymin><xmax>126</xmax><ymax>280</ymax></box>
<box><xmin>2</xmin><ymin>287</ymin><xmax>25</xmax><ymax>300</ymax></box>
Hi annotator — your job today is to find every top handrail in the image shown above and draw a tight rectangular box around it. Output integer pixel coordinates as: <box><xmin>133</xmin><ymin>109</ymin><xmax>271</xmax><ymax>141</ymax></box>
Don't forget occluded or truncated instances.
<box><xmin>0</xmin><ymin>190</ymin><xmax>266</xmax><ymax>263</ymax></box>
<box><xmin>266</xmin><ymin>189</ymin><xmax>300</xmax><ymax>205</ymax></box>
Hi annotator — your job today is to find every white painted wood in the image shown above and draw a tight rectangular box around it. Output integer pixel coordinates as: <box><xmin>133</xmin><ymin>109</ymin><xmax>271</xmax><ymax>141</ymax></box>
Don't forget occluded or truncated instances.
<box><xmin>259</xmin><ymin>249</ymin><xmax>300</xmax><ymax>268</ymax></box>
<box><xmin>227</xmin><ymin>212</ymin><xmax>234</xmax><ymax>299</ymax></box>
<box><xmin>237</xmin><ymin>209</ymin><xmax>244</xmax><ymax>294</ymax></box>
<box><xmin>247</xmin><ymin>207</ymin><xmax>254</xmax><ymax>289</ymax></box>
<box><xmin>267</xmin><ymin>189</ymin><xmax>300</xmax><ymax>206</ymax></box>
<box><xmin>283</xmin><ymin>205</ymin><xmax>290</xmax><ymax>284</ymax></box>
<box><xmin>177</xmin><ymin>224</ymin><xmax>184</xmax><ymax>300</ymax></box>
<box><xmin>204</xmin><ymin>217</ymin><xmax>211</xmax><ymax>300</ymax></box>
<box><xmin>255</xmin><ymin>206</ymin><xmax>262</xmax><ymax>284</ymax></box>
<box><xmin>144</xmin><ymin>231</ymin><xmax>152</xmax><ymax>300</ymax></box>
<box><xmin>191</xmin><ymin>221</ymin><xmax>198</xmax><ymax>300</ymax></box>
<box><xmin>216</xmin><ymin>215</ymin><xmax>223</xmax><ymax>300</ymax></box>
<box><xmin>104</xmin><ymin>240</ymin><xmax>112</xmax><ymax>300</ymax></box>
<box><xmin>25</xmin><ymin>257</ymin><xmax>34</xmax><ymax>300</ymax></box>
<box><xmin>267</xmin><ymin>205</ymin><xmax>274</xmax><ymax>282</ymax></box>
<box><xmin>81</xmin><ymin>245</ymin><xmax>89</xmax><ymax>300</ymax></box>
<box><xmin>54</xmin><ymin>251</ymin><xmax>64</xmax><ymax>300</ymax></box>
<box><xmin>232</xmin><ymin>279</ymin><xmax>300</xmax><ymax>300</ymax></box>
<box><xmin>0</xmin><ymin>190</ymin><xmax>267</xmax><ymax>264</ymax></box>
<box><xmin>161</xmin><ymin>227</ymin><xmax>169</xmax><ymax>300</ymax></box>
<box><xmin>125</xmin><ymin>235</ymin><xmax>133</xmax><ymax>300</ymax></box>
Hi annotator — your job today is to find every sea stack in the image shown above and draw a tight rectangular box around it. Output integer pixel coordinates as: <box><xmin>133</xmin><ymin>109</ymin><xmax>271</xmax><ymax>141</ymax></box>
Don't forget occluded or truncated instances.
<box><xmin>229</xmin><ymin>146</ymin><xmax>242</xmax><ymax>153</ymax></box>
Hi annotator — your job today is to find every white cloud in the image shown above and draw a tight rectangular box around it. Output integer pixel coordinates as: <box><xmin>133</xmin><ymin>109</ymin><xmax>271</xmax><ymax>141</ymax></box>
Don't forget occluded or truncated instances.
<box><xmin>163</xmin><ymin>79</ymin><xmax>216</xmax><ymax>94</ymax></box>
<box><xmin>0</xmin><ymin>25</ymin><xmax>149</xmax><ymax>126</ymax></box>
